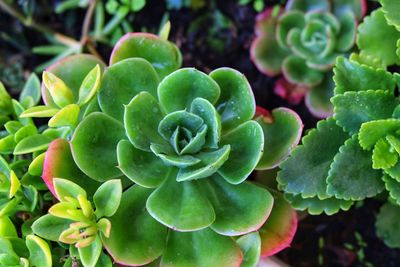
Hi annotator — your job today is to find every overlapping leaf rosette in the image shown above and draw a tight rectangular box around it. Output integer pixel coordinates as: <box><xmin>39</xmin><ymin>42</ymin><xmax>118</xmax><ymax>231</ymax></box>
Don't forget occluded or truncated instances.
<box><xmin>277</xmin><ymin>56</ymin><xmax>400</xmax><ymax>248</ymax></box>
<box><xmin>29</xmin><ymin>31</ymin><xmax>302</xmax><ymax>266</ymax></box>
<box><xmin>251</xmin><ymin>0</ymin><xmax>366</xmax><ymax>117</ymax></box>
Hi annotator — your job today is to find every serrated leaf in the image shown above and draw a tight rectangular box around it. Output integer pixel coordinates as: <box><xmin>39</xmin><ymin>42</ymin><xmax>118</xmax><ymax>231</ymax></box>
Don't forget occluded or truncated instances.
<box><xmin>372</xmin><ymin>139</ymin><xmax>398</xmax><ymax>169</ymax></box>
<box><xmin>383</xmin><ymin>174</ymin><xmax>400</xmax><ymax>205</ymax></box>
<box><xmin>359</xmin><ymin>119</ymin><xmax>400</xmax><ymax>150</ymax></box>
<box><xmin>332</xmin><ymin>90</ymin><xmax>398</xmax><ymax>134</ymax></box>
<box><xmin>376</xmin><ymin>202</ymin><xmax>400</xmax><ymax>248</ymax></box>
<box><xmin>380</xmin><ymin>0</ymin><xmax>400</xmax><ymax>30</ymax></box>
<box><xmin>277</xmin><ymin>118</ymin><xmax>349</xmax><ymax>198</ymax></box>
<box><xmin>327</xmin><ymin>135</ymin><xmax>384</xmax><ymax>200</ymax></box>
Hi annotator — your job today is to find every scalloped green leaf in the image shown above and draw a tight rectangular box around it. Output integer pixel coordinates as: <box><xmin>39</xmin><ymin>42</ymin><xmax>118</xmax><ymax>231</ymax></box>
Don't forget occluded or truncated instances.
<box><xmin>277</xmin><ymin>118</ymin><xmax>348</xmax><ymax>198</ymax></box>
<box><xmin>282</xmin><ymin>55</ymin><xmax>324</xmax><ymax>86</ymax></box>
<box><xmin>255</xmin><ymin>108</ymin><xmax>302</xmax><ymax>170</ymax></box>
<box><xmin>380</xmin><ymin>0</ymin><xmax>400</xmax><ymax>30</ymax></box>
<box><xmin>333</xmin><ymin>57</ymin><xmax>395</xmax><ymax>95</ymax></box>
<box><xmin>383</xmin><ymin>174</ymin><xmax>400</xmax><ymax>205</ymax></box>
<box><xmin>210</xmin><ymin>68</ymin><xmax>256</xmax><ymax>132</ymax></box>
<box><xmin>102</xmin><ymin>185</ymin><xmax>168</xmax><ymax>266</ymax></box>
<box><xmin>332</xmin><ymin>90</ymin><xmax>398</xmax><ymax>134</ymax></box>
<box><xmin>372</xmin><ymin>139</ymin><xmax>398</xmax><ymax>169</ymax></box>
<box><xmin>237</xmin><ymin>232</ymin><xmax>261</xmax><ymax>267</ymax></box>
<box><xmin>110</xmin><ymin>33</ymin><xmax>182</xmax><ymax>79</ymax></box>
<box><xmin>357</xmin><ymin>8</ymin><xmax>400</xmax><ymax>67</ymax></box>
<box><xmin>161</xmin><ymin>228</ymin><xmax>243</xmax><ymax>267</ymax></box>
<box><xmin>218</xmin><ymin>121</ymin><xmax>263</xmax><ymax>184</ymax></box>
<box><xmin>98</xmin><ymin>58</ymin><xmax>159</xmax><ymax>121</ymax></box>
<box><xmin>146</xmin><ymin>173</ymin><xmax>215</xmax><ymax>231</ymax></box>
<box><xmin>205</xmin><ymin>175</ymin><xmax>273</xmax><ymax>236</ymax></box>
<box><xmin>376</xmin><ymin>202</ymin><xmax>400</xmax><ymax>248</ymax></box>
<box><xmin>117</xmin><ymin>140</ymin><xmax>170</xmax><ymax>188</ymax></box>
<box><xmin>285</xmin><ymin>193</ymin><xmax>353</xmax><ymax>215</ymax></box>
<box><xmin>327</xmin><ymin>135</ymin><xmax>384</xmax><ymax>200</ymax></box>
<box><xmin>158</xmin><ymin>68</ymin><xmax>220</xmax><ymax>113</ymax></box>
<box><xmin>359</xmin><ymin>119</ymin><xmax>400</xmax><ymax>150</ymax></box>
<box><xmin>258</xmin><ymin>191</ymin><xmax>297</xmax><ymax>257</ymax></box>
<box><xmin>71</xmin><ymin>112</ymin><xmax>125</xmax><ymax>181</ymax></box>
<box><xmin>124</xmin><ymin>92</ymin><xmax>165</xmax><ymax>151</ymax></box>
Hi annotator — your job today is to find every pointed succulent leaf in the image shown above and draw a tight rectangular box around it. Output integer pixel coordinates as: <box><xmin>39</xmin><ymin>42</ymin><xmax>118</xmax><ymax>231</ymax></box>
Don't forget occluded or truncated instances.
<box><xmin>150</xmin><ymin>143</ymin><xmax>201</xmax><ymax>167</ymax></box>
<box><xmin>0</xmin><ymin>135</ymin><xmax>16</xmax><ymax>154</ymax></box>
<box><xmin>357</xmin><ymin>8</ymin><xmax>400</xmax><ymax>67</ymax></box>
<box><xmin>359</xmin><ymin>119</ymin><xmax>400</xmax><ymax>150</ymax></box>
<box><xmin>42</xmin><ymin>71</ymin><xmax>74</xmax><ymax>108</ymax></box>
<box><xmin>158</xmin><ymin>68</ymin><xmax>220</xmax><ymax>113</ymax></box>
<box><xmin>71</xmin><ymin>113</ymin><xmax>125</xmax><ymax>181</ymax></box>
<box><xmin>205</xmin><ymin>175</ymin><xmax>273</xmax><ymax>236</ymax></box>
<box><xmin>53</xmin><ymin>178</ymin><xmax>86</xmax><ymax>202</ymax></box>
<box><xmin>94</xmin><ymin>179</ymin><xmax>122</xmax><ymax>218</ymax></box>
<box><xmin>48</xmin><ymin>104</ymin><xmax>80</xmax><ymax>128</ymax></box>
<box><xmin>26</xmin><ymin>235</ymin><xmax>52</xmax><ymax>267</ymax></box>
<box><xmin>383</xmin><ymin>175</ymin><xmax>400</xmax><ymax>205</ymax></box>
<box><xmin>97</xmin><ymin>218</ymin><xmax>111</xmax><ymax>238</ymax></box>
<box><xmin>333</xmin><ymin>57</ymin><xmax>396</xmax><ymax>95</ymax></box>
<box><xmin>4</xmin><ymin>121</ymin><xmax>23</xmax><ymax>134</ymax></box>
<box><xmin>117</xmin><ymin>140</ymin><xmax>170</xmax><ymax>188</ymax></box>
<box><xmin>278</xmin><ymin>118</ymin><xmax>348</xmax><ymax>198</ymax></box>
<box><xmin>255</xmin><ymin>107</ymin><xmax>302</xmax><ymax>169</ymax></box>
<box><xmin>124</xmin><ymin>92</ymin><xmax>166</xmax><ymax>151</ymax></box>
<box><xmin>14</xmin><ymin>124</ymin><xmax>37</xmax><ymax>143</ymax></box>
<box><xmin>0</xmin><ymin>216</ymin><xmax>17</xmax><ymax>237</ymax></box>
<box><xmin>376</xmin><ymin>202</ymin><xmax>400</xmax><ymax>248</ymax></box>
<box><xmin>0</xmin><ymin>81</ymin><xmax>12</xmax><ymax>114</ymax></box>
<box><xmin>190</xmin><ymin>98</ymin><xmax>221</xmax><ymax>148</ymax></box>
<box><xmin>12</xmin><ymin>99</ymin><xmax>33</xmax><ymax>125</ymax></box>
<box><xmin>32</xmin><ymin>214</ymin><xmax>72</xmax><ymax>242</ymax></box>
<box><xmin>19</xmin><ymin>73</ymin><xmax>41</xmax><ymax>108</ymax></box>
<box><xmin>218</xmin><ymin>121</ymin><xmax>264</xmax><ymax>184</ymax></box>
<box><xmin>110</xmin><ymin>32</ymin><xmax>182</xmax><ymax>79</ymax></box>
<box><xmin>146</xmin><ymin>173</ymin><xmax>215</xmax><ymax>231</ymax></box>
<box><xmin>42</xmin><ymin>139</ymin><xmax>100</xmax><ymax>198</ymax></box>
<box><xmin>102</xmin><ymin>185</ymin><xmax>168</xmax><ymax>266</ymax></box>
<box><xmin>98</xmin><ymin>58</ymin><xmax>159</xmax><ymax>121</ymax></box>
<box><xmin>9</xmin><ymin>171</ymin><xmax>20</xmax><ymax>199</ymax></box>
<box><xmin>327</xmin><ymin>135</ymin><xmax>385</xmax><ymax>200</ymax></box>
<box><xmin>161</xmin><ymin>228</ymin><xmax>243</xmax><ymax>267</ymax></box>
<box><xmin>158</xmin><ymin>111</ymin><xmax>204</xmax><ymax>140</ymax></box>
<box><xmin>285</xmin><ymin>193</ymin><xmax>353</xmax><ymax>215</ymax></box>
<box><xmin>42</xmin><ymin>54</ymin><xmax>104</xmax><ymax>107</ymax></box>
<box><xmin>20</xmin><ymin>105</ymin><xmax>59</xmax><ymax>118</ymax></box>
<box><xmin>13</xmin><ymin>134</ymin><xmax>54</xmax><ymax>155</ymax></box>
<box><xmin>236</xmin><ymin>232</ymin><xmax>261</xmax><ymax>267</ymax></box>
<box><xmin>282</xmin><ymin>55</ymin><xmax>324</xmax><ymax>86</ymax></box>
<box><xmin>176</xmin><ymin>145</ymin><xmax>231</xmax><ymax>182</ymax></box>
<box><xmin>78</xmin><ymin>236</ymin><xmax>102</xmax><ymax>267</ymax></box>
<box><xmin>332</xmin><ymin>90</ymin><xmax>398</xmax><ymax>134</ymax></box>
<box><xmin>78</xmin><ymin>64</ymin><xmax>102</xmax><ymax>106</ymax></box>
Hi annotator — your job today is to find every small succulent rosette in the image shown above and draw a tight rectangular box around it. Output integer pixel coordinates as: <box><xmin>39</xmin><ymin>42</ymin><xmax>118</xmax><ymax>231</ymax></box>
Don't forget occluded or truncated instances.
<box><xmin>278</xmin><ymin>56</ymin><xmax>400</xmax><ymax>249</ymax></box>
<box><xmin>30</xmin><ymin>31</ymin><xmax>303</xmax><ymax>267</ymax></box>
<box><xmin>251</xmin><ymin>0</ymin><xmax>366</xmax><ymax>117</ymax></box>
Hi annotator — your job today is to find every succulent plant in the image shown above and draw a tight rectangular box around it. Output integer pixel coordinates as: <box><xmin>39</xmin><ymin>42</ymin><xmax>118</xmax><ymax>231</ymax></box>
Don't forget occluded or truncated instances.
<box><xmin>277</xmin><ymin>56</ymin><xmax>400</xmax><ymax>248</ymax></box>
<box><xmin>251</xmin><ymin>0</ymin><xmax>366</xmax><ymax>117</ymax></box>
<box><xmin>24</xmin><ymin>30</ymin><xmax>303</xmax><ymax>266</ymax></box>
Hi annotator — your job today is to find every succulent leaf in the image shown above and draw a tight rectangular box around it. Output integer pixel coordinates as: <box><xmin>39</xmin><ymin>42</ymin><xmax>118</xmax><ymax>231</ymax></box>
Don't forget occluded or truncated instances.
<box><xmin>237</xmin><ymin>232</ymin><xmax>261</xmax><ymax>267</ymax></box>
<box><xmin>376</xmin><ymin>202</ymin><xmax>400</xmax><ymax>248</ymax></box>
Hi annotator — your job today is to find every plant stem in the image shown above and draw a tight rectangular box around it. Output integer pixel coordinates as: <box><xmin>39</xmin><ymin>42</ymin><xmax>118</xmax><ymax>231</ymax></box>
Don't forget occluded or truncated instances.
<box><xmin>80</xmin><ymin>0</ymin><xmax>96</xmax><ymax>44</ymax></box>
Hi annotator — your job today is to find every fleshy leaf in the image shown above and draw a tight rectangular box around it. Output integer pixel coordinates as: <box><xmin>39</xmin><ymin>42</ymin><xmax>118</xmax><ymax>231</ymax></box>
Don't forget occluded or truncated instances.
<box><xmin>258</xmin><ymin>191</ymin><xmax>297</xmax><ymax>257</ymax></box>
<box><xmin>276</xmin><ymin>10</ymin><xmax>305</xmax><ymax>49</ymax></box>
<box><xmin>359</xmin><ymin>119</ymin><xmax>400</xmax><ymax>150</ymax></box>
<box><xmin>77</xmin><ymin>64</ymin><xmax>102</xmax><ymax>106</ymax></box>
<box><xmin>117</xmin><ymin>140</ymin><xmax>170</xmax><ymax>188</ymax></box>
<box><xmin>218</xmin><ymin>121</ymin><xmax>263</xmax><ymax>184</ymax></box>
<box><xmin>372</xmin><ymin>139</ymin><xmax>398</xmax><ymax>169</ymax></box>
<box><xmin>326</xmin><ymin>135</ymin><xmax>384</xmax><ymax>200</ymax></box>
<box><xmin>110</xmin><ymin>32</ymin><xmax>182</xmax><ymax>79</ymax></box>
<box><xmin>31</xmin><ymin>214</ymin><xmax>72</xmax><ymax>242</ymax></box>
<box><xmin>380</xmin><ymin>0</ymin><xmax>400</xmax><ymax>29</ymax></box>
<box><xmin>205</xmin><ymin>175</ymin><xmax>273</xmax><ymax>236</ymax></box>
<box><xmin>333</xmin><ymin>57</ymin><xmax>395</xmax><ymax>95</ymax></box>
<box><xmin>335</xmin><ymin>11</ymin><xmax>357</xmax><ymax>52</ymax></box>
<box><xmin>383</xmin><ymin>174</ymin><xmax>400</xmax><ymax>205</ymax></box>
<box><xmin>282</xmin><ymin>55</ymin><xmax>324</xmax><ymax>86</ymax></box>
<box><xmin>26</xmin><ymin>235</ymin><xmax>52</xmax><ymax>267</ymax></box>
<box><xmin>102</xmin><ymin>185</ymin><xmax>167</xmax><ymax>266</ymax></box>
<box><xmin>48</xmin><ymin>104</ymin><xmax>80</xmax><ymax>128</ymax></box>
<box><xmin>286</xmin><ymin>0</ymin><xmax>330</xmax><ymax>12</ymax></box>
<box><xmin>78</xmin><ymin>236</ymin><xmax>102</xmax><ymax>267</ymax></box>
<box><xmin>94</xmin><ymin>179</ymin><xmax>122</xmax><ymax>218</ymax></box>
<box><xmin>161</xmin><ymin>228</ymin><xmax>243</xmax><ymax>267</ymax></box>
<box><xmin>237</xmin><ymin>232</ymin><xmax>261</xmax><ymax>267</ymax></box>
<box><xmin>150</xmin><ymin>143</ymin><xmax>201</xmax><ymax>168</ymax></box>
<box><xmin>376</xmin><ymin>202</ymin><xmax>400</xmax><ymax>248</ymax></box>
<box><xmin>158</xmin><ymin>68</ymin><xmax>220</xmax><ymax>113</ymax></box>
<box><xmin>71</xmin><ymin>113</ymin><xmax>125</xmax><ymax>181</ymax></box>
<box><xmin>146</xmin><ymin>173</ymin><xmax>215</xmax><ymax>231</ymax></box>
<box><xmin>124</xmin><ymin>92</ymin><xmax>165</xmax><ymax>151</ymax></box>
<box><xmin>255</xmin><ymin>107</ymin><xmax>302</xmax><ymax>170</ymax></box>
<box><xmin>357</xmin><ymin>8</ymin><xmax>400</xmax><ymax>67</ymax></box>
<box><xmin>277</xmin><ymin>118</ymin><xmax>348</xmax><ymax>198</ymax></box>
<box><xmin>53</xmin><ymin>178</ymin><xmax>86</xmax><ymax>202</ymax></box>
<box><xmin>19</xmin><ymin>73</ymin><xmax>41</xmax><ymax>108</ymax></box>
<box><xmin>305</xmin><ymin>73</ymin><xmax>334</xmax><ymax>118</ymax></box>
<box><xmin>13</xmin><ymin>134</ymin><xmax>53</xmax><ymax>155</ymax></box>
<box><xmin>285</xmin><ymin>193</ymin><xmax>353</xmax><ymax>215</ymax></box>
<box><xmin>42</xmin><ymin>71</ymin><xmax>74</xmax><ymax>108</ymax></box>
<box><xmin>210</xmin><ymin>68</ymin><xmax>256</xmax><ymax>132</ymax></box>
<box><xmin>98</xmin><ymin>58</ymin><xmax>159</xmax><ymax>121</ymax></box>
<box><xmin>332</xmin><ymin>90</ymin><xmax>398</xmax><ymax>134</ymax></box>
<box><xmin>20</xmin><ymin>106</ymin><xmax>59</xmax><ymax>118</ymax></box>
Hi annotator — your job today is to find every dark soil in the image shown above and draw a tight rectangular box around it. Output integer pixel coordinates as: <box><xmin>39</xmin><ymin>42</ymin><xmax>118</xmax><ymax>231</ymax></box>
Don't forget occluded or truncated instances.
<box><xmin>1</xmin><ymin>0</ymin><xmax>399</xmax><ymax>266</ymax></box>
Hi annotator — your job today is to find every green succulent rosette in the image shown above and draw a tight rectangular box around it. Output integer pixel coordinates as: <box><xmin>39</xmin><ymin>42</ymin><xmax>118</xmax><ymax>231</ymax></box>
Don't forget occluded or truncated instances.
<box><xmin>251</xmin><ymin>0</ymin><xmax>366</xmax><ymax>117</ymax></box>
<box><xmin>277</xmin><ymin>56</ymin><xmax>400</xmax><ymax>248</ymax></box>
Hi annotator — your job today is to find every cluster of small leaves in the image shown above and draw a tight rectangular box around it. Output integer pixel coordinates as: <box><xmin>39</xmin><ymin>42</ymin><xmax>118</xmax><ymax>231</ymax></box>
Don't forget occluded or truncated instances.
<box><xmin>251</xmin><ymin>0</ymin><xmax>366</xmax><ymax>117</ymax></box>
<box><xmin>277</xmin><ymin>55</ymin><xmax>400</xmax><ymax>248</ymax></box>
